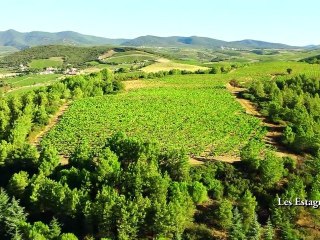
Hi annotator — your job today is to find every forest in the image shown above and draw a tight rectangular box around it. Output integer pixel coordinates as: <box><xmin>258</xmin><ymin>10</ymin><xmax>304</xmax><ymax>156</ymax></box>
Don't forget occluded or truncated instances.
<box><xmin>0</xmin><ymin>65</ymin><xmax>320</xmax><ymax>239</ymax></box>
<box><xmin>247</xmin><ymin>74</ymin><xmax>320</xmax><ymax>156</ymax></box>
<box><xmin>0</xmin><ymin>46</ymin><xmax>130</xmax><ymax>68</ymax></box>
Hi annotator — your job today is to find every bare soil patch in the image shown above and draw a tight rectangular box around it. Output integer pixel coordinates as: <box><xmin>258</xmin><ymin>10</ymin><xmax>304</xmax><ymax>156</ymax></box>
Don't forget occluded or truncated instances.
<box><xmin>30</xmin><ymin>102</ymin><xmax>70</xmax><ymax>146</ymax></box>
<box><xmin>141</xmin><ymin>58</ymin><xmax>208</xmax><ymax>73</ymax></box>
<box><xmin>123</xmin><ymin>80</ymin><xmax>167</xmax><ymax>91</ymax></box>
<box><xmin>98</xmin><ymin>49</ymin><xmax>116</xmax><ymax>60</ymax></box>
<box><xmin>29</xmin><ymin>102</ymin><xmax>70</xmax><ymax>165</ymax></box>
<box><xmin>226</xmin><ymin>83</ymin><xmax>303</xmax><ymax>161</ymax></box>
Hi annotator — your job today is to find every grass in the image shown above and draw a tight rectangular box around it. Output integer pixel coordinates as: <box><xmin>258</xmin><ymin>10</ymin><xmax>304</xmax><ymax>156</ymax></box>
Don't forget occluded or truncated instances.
<box><xmin>29</xmin><ymin>57</ymin><xmax>64</xmax><ymax>69</ymax></box>
<box><xmin>147</xmin><ymin>47</ymin><xmax>320</xmax><ymax>64</ymax></box>
<box><xmin>105</xmin><ymin>54</ymin><xmax>156</xmax><ymax>64</ymax></box>
<box><xmin>41</xmin><ymin>74</ymin><xmax>261</xmax><ymax>156</ymax></box>
<box><xmin>4</xmin><ymin>85</ymin><xmax>45</xmax><ymax>96</ymax></box>
<box><xmin>41</xmin><ymin>60</ymin><xmax>320</xmax><ymax>157</ymax></box>
<box><xmin>110</xmin><ymin>50</ymin><xmax>155</xmax><ymax>57</ymax></box>
<box><xmin>2</xmin><ymin>74</ymin><xmax>62</xmax><ymax>88</ymax></box>
<box><xmin>228</xmin><ymin>61</ymin><xmax>320</xmax><ymax>83</ymax></box>
<box><xmin>141</xmin><ymin>58</ymin><xmax>208</xmax><ymax>73</ymax></box>
<box><xmin>0</xmin><ymin>46</ymin><xmax>19</xmax><ymax>57</ymax></box>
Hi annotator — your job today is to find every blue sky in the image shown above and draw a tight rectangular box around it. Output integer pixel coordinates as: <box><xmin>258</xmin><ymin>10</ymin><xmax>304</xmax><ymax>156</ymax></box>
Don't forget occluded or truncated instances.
<box><xmin>1</xmin><ymin>0</ymin><xmax>319</xmax><ymax>46</ymax></box>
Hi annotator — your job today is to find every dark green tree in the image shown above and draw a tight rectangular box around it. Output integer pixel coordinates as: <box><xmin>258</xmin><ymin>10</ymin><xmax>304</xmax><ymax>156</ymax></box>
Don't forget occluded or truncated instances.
<box><xmin>7</xmin><ymin>171</ymin><xmax>29</xmax><ymax>198</ymax></box>
<box><xmin>264</xmin><ymin>218</ymin><xmax>275</xmax><ymax>240</ymax></box>
<box><xmin>228</xmin><ymin>207</ymin><xmax>245</xmax><ymax>240</ymax></box>
<box><xmin>239</xmin><ymin>190</ymin><xmax>257</xmax><ymax>231</ymax></box>
<box><xmin>217</xmin><ymin>199</ymin><xmax>233</xmax><ymax>229</ymax></box>
<box><xmin>38</xmin><ymin>145</ymin><xmax>60</xmax><ymax>176</ymax></box>
<box><xmin>247</xmin><ymin>214</ymin><xmax>261</xmax><ymax>240</ymax></box>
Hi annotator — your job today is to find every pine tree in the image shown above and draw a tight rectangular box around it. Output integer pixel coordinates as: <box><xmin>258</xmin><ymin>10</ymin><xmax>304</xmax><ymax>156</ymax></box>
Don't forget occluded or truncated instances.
<box><xmin>247</xmin><ymin>213</ymin><xmax>261</xmax><ymax>240</ymax></box>
<box><xmin>38</xmin><ymin>145</ymin><xmax>60</xmax><ymax>176</ymax></box>
<box><xmin>239</xmin><ymin>190</ymin><xmax>257</xmax><ymax>231</ymax></box>
<box><xmin>7</xmin><ymin>171</ymin><xmax>29</xmax><ymax>198</ymax></box>
<box><xmin>0</xmin><ymin>190</ymin><xmax>27</xmax><ymax>239</ymax></box>
<box><xmin>264</xmin><ymin>218</ymin><xmax>275</xmax><ymax>240</ymax></box>
<box><xmin>217</xmin><ymin>199</ymin><xmax>233</xmax><ymax>229</ymax></box>
<box><xmin>49</xmin><ymin>218</ymin><xmax>61</xmax><ymax>239</ymax></box>
<box><xmin>228</xmin><ymin>207</ymin><xmax>245</xmax><ymax>240</ymax></box>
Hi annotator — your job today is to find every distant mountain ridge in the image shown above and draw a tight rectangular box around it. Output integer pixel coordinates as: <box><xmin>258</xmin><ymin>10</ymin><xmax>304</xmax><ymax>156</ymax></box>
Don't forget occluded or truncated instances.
<box><xmin>122</xmin><ymin>35</ymin><xmax>297</xmax><ymax>49</ymax></box>
<box><xmin>0</xmin><ymin>29</ymin><xmax>128</xmax><ymax>49</ymax></box>
<box><xmin>0</xmin><ymin>29</ymin><xmax>316</xmax><ymax>50</ymax></box>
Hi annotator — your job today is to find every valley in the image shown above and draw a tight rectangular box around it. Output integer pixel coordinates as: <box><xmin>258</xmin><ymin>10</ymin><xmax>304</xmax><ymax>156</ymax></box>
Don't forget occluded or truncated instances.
<box><xmin>1</xmin><ymin>31</ymin><xmax>320</xmax><ymax>239</ymax></box>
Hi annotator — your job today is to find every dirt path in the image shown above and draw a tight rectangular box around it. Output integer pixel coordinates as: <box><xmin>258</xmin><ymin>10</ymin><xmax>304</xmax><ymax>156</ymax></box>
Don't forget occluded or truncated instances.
<box><xmin>30</xmin><ymin>102</ymin><xmax>70</xmax><ymax>165</ymax></box>
<box><xmin>189</xmin><ymin>155</ymin><xmax>241</xmax><ymax>165</ymax></box>
<box><xmin>226</xmin><ymin>83</ymin><xmax>303</xmax><ymax>161</ymax></box>
<box><xmin>0</xmin><ymin>73</ymin><xmax>19</xmax><ymax>79</ymax></box>
<box><xmin>98</xmin><ymin>49</ymin><xmax>116</xmax><ymax>60</ymax></box>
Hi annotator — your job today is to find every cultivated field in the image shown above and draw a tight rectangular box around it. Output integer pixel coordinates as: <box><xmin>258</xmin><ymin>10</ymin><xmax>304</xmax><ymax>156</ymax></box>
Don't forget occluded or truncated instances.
<box><xmin>2</xmin><ymin>74</ymin><xmax>62</xmax><ymax>88</ymax></box>
<box><xmin>141</xmin><ymin>58</ymin><xmax>208</xmax><ymax>72</ymax></box>
<box><xmin>2</xmin><ymin>43</ymin><xmax>320</xmax><ymax>239</ymax></box>
<box><xmin>41</xmin><ymin>74</ymin><xmax>261</xmax><ymax>157</ymax></box>
<box><xmin>29</xmin><ymin>57</ymin><xmax>64</xmax><ymax>69</ymax></box>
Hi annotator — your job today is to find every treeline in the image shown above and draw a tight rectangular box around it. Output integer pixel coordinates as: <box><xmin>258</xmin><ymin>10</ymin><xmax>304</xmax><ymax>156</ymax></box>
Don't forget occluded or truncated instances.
<box><xmin>1</xmin><ymin>69</ymin><xmax>319</xmax><ymax>238</ymax></box>
<box><xmin>0</xmin><ymin>45</ymin><xmax>118</xmax><ymax>68</ymax></box>
<box><xmin>0</xmin><ymin>68</ymin><xmax>123</xmax><ymax>165</ymax></box>
<box><xmin>246</xmin><ymin>74</ymin><xmax>320</xmax><ymax>155</ymax></box>
<box><xmin>114</xmin><ymin>66</ymin><xmax>234</xmax><ymax>81</ymax></box>
<box><xmin>189</xmin><ymin>134</ymin><xmax>320</xmax><ymax>239</ymax></box>
<box><xmin>299</xmin><ymin>55</ymin><xmax>320</xmax><ymax>64</ymax></box>
<box><xmin>2</xmin><ymin>130</ymin><xmax>319</xmax><ymax>239</ymax></box>
<box><xmin>0</xmin><ymin>133</ymin><xmax>199</xmax><ymax>239</ymax></box>
<box><xmin>0</xmin><ymin>68</ymin><xmax>124</xmax><ymax>239</ymax></box>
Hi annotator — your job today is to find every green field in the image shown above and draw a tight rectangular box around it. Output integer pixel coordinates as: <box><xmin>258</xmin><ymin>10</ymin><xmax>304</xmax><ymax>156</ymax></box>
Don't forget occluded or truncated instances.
<box><xmin>2</xmin><ymin>45</ymin><xmax>320</xmax><ymax>238</ymax></box>
<box><xmin>150</xmin><ymin>47</ymin><xmax>320</xmax><ymax>63</ymax></box>
<box><xmin>102</xmin><ymin>50</ymin><xmax>158</xmax><ymax>64</ymax></box>
<box><xmin>42</xmin><ymin>74</ymin><xmax>261</xmax><ymax>156</ymax></box>
<box><xmin>0</xmin><ymin>46</ymin><xmax>19</xmax><ymax>57</ymax></box>
<box><xmin>29</xmin><ymin>57</ymin><xmax>64</xmax><ymax>69</ymax></box>
<box><xmin>141</xmin><ymin>58</ymin><xmax>208</xmax><ymax>72</ymax></box>
<box><xmin>42</xmin><ymin>61</ymin><xmax>320</xmax><ymax>156</ymax></box>
<box><xmin>105</xmin><ymin>54</ymin><xmax>156</xmax><ymax>64</ymax></box>
<box><xmin>2</xmin><ymin>73</ymin><xmax>62</xmax><ymax>88</ymax></box>
<box><xmin>227</xmin><ymin>61</ymin><xmax>320</xmax><ymax>83</ymax></box>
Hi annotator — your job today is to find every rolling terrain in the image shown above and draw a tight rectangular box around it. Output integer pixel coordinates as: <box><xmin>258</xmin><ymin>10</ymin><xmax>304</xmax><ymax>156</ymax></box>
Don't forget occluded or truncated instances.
<box><xmin>1</xmin><ymin>35</ymin><xmax>320</xmax><ymax>239</ymax></box>
<box><xmin>1</xmin><ymin>29</ymin><xmax>317</xmax><ymax>50</ymax></box>
<box><xmin>0</xmin><ymin>29</ymin><xmax>128</xmax><ymax>49</ymax></box>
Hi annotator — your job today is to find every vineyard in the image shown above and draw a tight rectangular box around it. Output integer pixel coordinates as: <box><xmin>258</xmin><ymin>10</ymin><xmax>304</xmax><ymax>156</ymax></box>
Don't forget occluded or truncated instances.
<box><xmin>41</xmin><ymin>74</ymin><xmax>261</xmax><ymax>157</ymax></box>
<box><xmin>29</xmin><ymin>57</ymin><xmax>64</xmax><ymax>69</ymax></box>
<box><xmin>2</xmin><ymin>73</ymin><xmax>62</xmax><ymax>88</ymax></box>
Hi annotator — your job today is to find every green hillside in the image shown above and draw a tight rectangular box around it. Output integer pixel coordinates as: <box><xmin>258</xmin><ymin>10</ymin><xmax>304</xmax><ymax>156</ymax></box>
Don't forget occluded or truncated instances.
<box><xmin>0</xmin><ymin>46</ymin><xmax>19</xmax><ymax>56</ymax></box>
<box><xmin>0</xmin><ymin>45</ymin><xmax>114</xmax><ymax>67</ymax></box>
<box><xmin>0</xmin><ymin>30</ymin><xmax>308</xmax><ymax>50</ymax></box>
<box><xmin>300</xmin><ymin>54</ymin><xmax>320</xmax><ymax>64</ymax></box>
<box><xmin>122</xmin><ymin>35</ymin><xmax>297</xmax><ymax>49</ymax></box>
<box><xmin>0</xmin><ymin>29</ymin><xmax>128</xmax><ymax>49</ymax></box>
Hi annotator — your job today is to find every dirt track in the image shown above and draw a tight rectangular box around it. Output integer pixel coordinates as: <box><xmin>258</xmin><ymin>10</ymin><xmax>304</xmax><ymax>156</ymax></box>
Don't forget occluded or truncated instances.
<box><xmin>30</xmin><ymin>102</ymin><xmax>70</xmax><ymax>165</ymax></box>
<box><xmin>226</xmin><ymin>83</ymin><xmax>303</xmax><ymax>161</ymax></box>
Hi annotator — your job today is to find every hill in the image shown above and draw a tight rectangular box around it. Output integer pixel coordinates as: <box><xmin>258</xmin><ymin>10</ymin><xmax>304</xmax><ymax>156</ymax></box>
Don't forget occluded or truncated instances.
<box><xmin>230</xmin><ymin>39</ymin><xmax>295</xmax><ymax>49</ymax></box>
<box><xmin>0</xmin><ymin>45</ymin><xmax>115</xmax><ymax>67</ymax></box>
<box><xmin>299</xmin><ymin>54</ymin><xmax>320</xmax><ymax>64</ymax></box>
<box><xmin>0</xmin><ymin>45</ymin><xmax>19</xmax><ymax>56</ymax></box>
<box><xmin>0</xmin><ymin>30</ymin><xmax>309</xmax><ymax>50</ymax></box>
<box><xmin>122</xmin><ymin>35</ymin><xmax>298</xmax><ymax>49</ymax></box>
<box><xmin>0</xmin><ymin>29</ymin><xmax>128</xmax><ymax>49</ymax></box>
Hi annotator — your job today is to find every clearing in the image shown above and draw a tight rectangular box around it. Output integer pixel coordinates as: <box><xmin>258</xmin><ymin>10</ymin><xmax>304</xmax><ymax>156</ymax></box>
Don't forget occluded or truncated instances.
<box><xmin>29</xmin><ymin>57</ymin><xmax>64</xmax><ymax>69</ymax></box>
<box><xmin>41</xmin><ymin>74</ymin><xmax>261</xmax><ymax>161</ymax></box>
<box><xmin>141</xmin><ymin>58</ymin><xmax>208</xmax><ymax>73</ymax></box>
